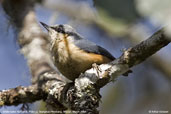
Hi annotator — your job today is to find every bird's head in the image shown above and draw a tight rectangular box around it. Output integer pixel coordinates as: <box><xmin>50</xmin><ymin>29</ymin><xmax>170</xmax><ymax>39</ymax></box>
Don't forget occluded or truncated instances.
<box><xmin>40</xmin><ymin>22</ymin><xmax>76</xmax><ymax>42</ymax></box>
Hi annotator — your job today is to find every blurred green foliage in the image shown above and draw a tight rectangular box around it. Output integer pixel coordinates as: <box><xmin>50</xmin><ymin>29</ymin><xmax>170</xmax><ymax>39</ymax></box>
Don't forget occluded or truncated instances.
<box><xmin>94</xmin><ymin>0</ymin><xmax>140</xmax><ymax>23</ymax></box>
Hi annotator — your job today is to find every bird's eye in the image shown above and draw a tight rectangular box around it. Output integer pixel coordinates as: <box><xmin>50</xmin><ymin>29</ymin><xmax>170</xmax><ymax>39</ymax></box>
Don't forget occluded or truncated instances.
<box><xmin>57</xmin><ymin>25</ymin><xmax>65</xmax><ymax>33</ymax></box>
<box><xmin>51</xmin><ymin>25</ymin><xmax>65</xmax><ymax>34</ymax></box>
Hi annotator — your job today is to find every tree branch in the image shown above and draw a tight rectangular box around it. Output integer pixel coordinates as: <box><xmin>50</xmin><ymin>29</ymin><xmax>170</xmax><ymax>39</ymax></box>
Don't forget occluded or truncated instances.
<box><xmin>1</xmin><ymin>0</ymin><xmax>170</xmax><ymax>114</ymax></box>
<box><xmin>0</xmin><ymin>85</ymin><xmax>45</xmax><ymax>106</ymax></box>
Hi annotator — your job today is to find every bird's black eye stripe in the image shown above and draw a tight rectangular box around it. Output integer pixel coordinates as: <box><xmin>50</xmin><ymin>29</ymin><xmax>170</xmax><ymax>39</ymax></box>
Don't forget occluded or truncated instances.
<box><xmin>65</xmin><ymin>32</ymin><xmax>74</xmax><ymax>36</ymax></box>
<box><xmin>51</xmin><ymin>25</ymin><xmax>80</xmax><ymax>39</ymax></box>
<box><xmin>58</xmin><ymin>25</ymin><xmax>64</xmax><ymax>33</ymax></box>
<box><xmin>51</xmin><ymin>25</ymin><xmax>65</xmax><ymax>33</ymax></box>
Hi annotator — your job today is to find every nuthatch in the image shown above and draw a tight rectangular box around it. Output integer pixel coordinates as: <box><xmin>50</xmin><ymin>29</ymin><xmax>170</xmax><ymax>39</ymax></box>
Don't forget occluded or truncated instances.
<box><xmin>40</xmin><ymin>22</ymin><xmax>132</xmax><ymax>81</ymax></box>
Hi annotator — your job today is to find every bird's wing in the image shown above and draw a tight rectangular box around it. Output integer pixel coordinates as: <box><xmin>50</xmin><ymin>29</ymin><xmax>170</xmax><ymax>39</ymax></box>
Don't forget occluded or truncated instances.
<box><xmin>73</xmin><ymin>35</ymin><xmax>132</xmax><ymax>76</ymax></box>
<box><xmin>74</xmin><ymin>38</ymin><xmax>115</xmax><ymax>60</ymax></box>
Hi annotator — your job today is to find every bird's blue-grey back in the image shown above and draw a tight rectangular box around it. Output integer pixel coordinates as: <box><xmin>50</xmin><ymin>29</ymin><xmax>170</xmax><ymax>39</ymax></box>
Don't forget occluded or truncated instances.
<box><xmin>73</xmin><ymin>35</ymin><xmax>115</xmax><ymax>60</ymax></box>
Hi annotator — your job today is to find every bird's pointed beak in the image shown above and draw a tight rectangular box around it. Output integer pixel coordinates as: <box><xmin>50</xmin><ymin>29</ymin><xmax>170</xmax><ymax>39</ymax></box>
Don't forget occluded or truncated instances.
<box><xmin>40</xmin><ymin>21</ymin><xmax>50</xmax><ymax>31</ymax></box>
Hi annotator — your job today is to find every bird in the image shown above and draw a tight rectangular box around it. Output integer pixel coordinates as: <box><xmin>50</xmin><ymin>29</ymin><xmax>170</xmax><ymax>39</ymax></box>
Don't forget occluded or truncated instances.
<box><xmin>40</xmin><ymin>22</ymin><xmax>132</xmax><ymax>81</ymax></box>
